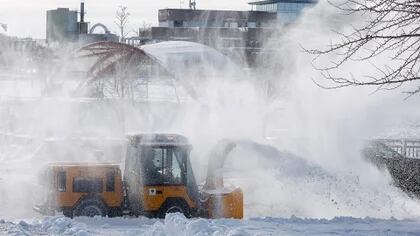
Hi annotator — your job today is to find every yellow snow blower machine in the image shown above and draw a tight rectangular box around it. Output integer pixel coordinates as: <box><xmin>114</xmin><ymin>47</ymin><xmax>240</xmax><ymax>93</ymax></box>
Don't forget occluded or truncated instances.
<box><xmin>34</xmin><ymin>134</ymin><xmax>243</xmax><ymax>219</ymax></box>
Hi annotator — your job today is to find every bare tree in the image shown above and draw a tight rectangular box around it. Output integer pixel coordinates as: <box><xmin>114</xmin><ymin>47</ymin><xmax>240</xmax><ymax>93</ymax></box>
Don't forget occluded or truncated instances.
<box><xmin>139</xmin><ymin>22</ymin><xmax>152</xmax><ymax>38</ymax></box>
<box><xmin>307</xmin><ymin>0</ymin><xmax>420</xmax><ymax>97</ymax></box>
<box><xmin>115</xmin><ymin>6</ymin><xmax>130</xmax><ymax>43</ymax></box>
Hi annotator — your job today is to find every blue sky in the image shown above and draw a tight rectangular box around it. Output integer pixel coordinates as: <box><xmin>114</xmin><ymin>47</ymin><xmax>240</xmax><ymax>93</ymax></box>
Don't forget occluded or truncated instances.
<box><xmin>0</xmin><ymin>0</ymin><xmax>249</xmax><ymax>38</ymax></box>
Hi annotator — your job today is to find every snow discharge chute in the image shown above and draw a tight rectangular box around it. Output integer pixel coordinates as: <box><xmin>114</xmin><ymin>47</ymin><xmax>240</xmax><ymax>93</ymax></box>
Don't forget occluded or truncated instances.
<box><xmin>202</xmin><ymin>139</ymin><xmax>243</xmax><ymax>218</ymax></box>
<box><xmin>204</xmin><ymin>139</ymin><xmax>237</xmax><ymax>190</ymax></box>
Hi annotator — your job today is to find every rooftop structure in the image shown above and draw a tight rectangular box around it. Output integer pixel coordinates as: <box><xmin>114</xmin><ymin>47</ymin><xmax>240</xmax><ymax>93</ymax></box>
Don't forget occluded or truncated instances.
<box><xmin>158</xmin><ymin>9</ymin><xmax>276</xmax><ymax>28</ymax></box>
<box><xmin>249</xmin><ymin>0</ymin><xmax>318</xmax><ymax>24</ymax></box>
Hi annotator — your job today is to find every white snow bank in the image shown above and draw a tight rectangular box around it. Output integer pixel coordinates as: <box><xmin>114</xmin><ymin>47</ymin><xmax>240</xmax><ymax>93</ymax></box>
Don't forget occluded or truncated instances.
<box><xmin>142</xmin><ymin>214</ymin><xmax>420</xmax><ymax>236</ymax></box>
<box><xmin>144</xmin><ymin>214</ymin><xmax>248</xmax><ymax>236</ymax></box>
<box><xmin>2</xmin><ymin>214</ymin><xmax>420</xmax><ymax>235</ymax></box>
<box><xmin>1</xmin><ymin>216</ymin><xmax>88</xmax><ymax>236</ymax></box>
<box><xmin>130</xmin><ymin>213</ymin><xmax>420</xmax><ymax>236</ymax></box>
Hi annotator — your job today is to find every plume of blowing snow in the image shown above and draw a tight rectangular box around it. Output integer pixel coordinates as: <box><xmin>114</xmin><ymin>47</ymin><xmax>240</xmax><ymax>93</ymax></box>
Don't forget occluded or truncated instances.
<box><xmin>1</xmin><ymin>0</ymin><xmax>420</xmax><ymax>221</ymax></box>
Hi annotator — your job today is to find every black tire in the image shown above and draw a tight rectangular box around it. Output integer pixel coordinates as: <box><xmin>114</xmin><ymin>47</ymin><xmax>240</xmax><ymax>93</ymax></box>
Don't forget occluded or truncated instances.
<box><xmin>73</xmin><ymin>198</ymin><xmax>108</xmax><ymax>218</ymax></box>
<box><xmin>157</xmin><ymin>199</ymin><xmax>191</xmax><ymax>219</ymax></box>
<box><xmin>62</xmin><ymin>209</ymin><xmax>73</xmax><ymax>218</ymax></box>
<box><xmin>108</xmin><ymin>208</ymin><xmax>123</xmax><ymax>218</ymax></box>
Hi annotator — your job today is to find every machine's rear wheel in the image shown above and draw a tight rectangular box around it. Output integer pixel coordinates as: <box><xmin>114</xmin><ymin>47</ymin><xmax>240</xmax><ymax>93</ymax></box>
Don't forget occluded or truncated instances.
<box><xmin>62</xmin><ymin>209</ymin><xmax>73</xmax><ymax>218</ymax></box>
<box><xmin>73</xmin><ymin>198</ymin><xmax>108</xmax><ymax>217</ymax></box>
<box><xmin>157</xmin><ymin>199</ymin><xmax>191</xmax><ymax>218</ymax></box>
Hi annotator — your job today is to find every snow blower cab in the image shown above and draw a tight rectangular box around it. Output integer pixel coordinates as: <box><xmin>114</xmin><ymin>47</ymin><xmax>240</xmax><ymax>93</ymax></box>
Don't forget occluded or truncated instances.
<box><xmin>124</xmin><ymin>134</ymin><xmax>243</xmax><ymax>219</ymax></box>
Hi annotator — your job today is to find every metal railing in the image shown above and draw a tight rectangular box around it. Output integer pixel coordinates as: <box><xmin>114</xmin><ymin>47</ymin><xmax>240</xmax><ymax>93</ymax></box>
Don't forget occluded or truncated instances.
<box><xmin>377</xmin><ymin>139</ymin><xmax>420</xmax><ymax>158</ymax></box>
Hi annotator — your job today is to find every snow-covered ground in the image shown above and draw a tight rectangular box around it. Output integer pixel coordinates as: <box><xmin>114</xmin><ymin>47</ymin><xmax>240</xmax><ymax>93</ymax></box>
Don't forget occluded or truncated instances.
<box><xmin>3</xmin><ymin>25</ymin><xmax>420</xmax><ymax>235</ymax></box>
<box><xmin>2</xmin><ymin>213</ymin><xmax>420</xmax><ymax>236</ymax></box>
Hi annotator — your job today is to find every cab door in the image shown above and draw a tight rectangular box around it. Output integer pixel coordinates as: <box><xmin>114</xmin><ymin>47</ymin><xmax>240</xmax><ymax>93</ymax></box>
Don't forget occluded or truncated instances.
<box><xmin>162</xmin><ymin>148</ymin><xmax>196</xmax><ymax>209</ymax></box>
<box><xmin>141</xmin><ymin>147</ymin><xmax>165</xmax><ymax>211</ymax></box>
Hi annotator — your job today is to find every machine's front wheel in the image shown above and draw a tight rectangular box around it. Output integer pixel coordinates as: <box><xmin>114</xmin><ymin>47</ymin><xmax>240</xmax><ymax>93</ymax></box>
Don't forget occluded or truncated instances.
<box><xmin>157</xmin><ymin>199</ymin><xmax>191</xmax><ymax>218</ymax></box>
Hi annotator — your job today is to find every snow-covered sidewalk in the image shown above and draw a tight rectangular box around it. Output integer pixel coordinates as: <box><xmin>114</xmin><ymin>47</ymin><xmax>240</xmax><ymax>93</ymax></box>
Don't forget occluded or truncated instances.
<box><xmin>2</xmin><ymin>214</ymin><xmax>420</xmax><ymax>236</ymax></box>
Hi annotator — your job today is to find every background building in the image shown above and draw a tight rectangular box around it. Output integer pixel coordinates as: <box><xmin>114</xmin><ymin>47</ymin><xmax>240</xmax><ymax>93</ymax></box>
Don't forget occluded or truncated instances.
<box><xmin>144</xmin><ymin>8</ymin><xmax>277</xmax><ymax>67</ymax></box>
<box><xmin>46</xmin><ymin>3</ymin><xmax>118</xmax><ymax>45</ymax></box>
<box><xmin>46</xmin><ymin>8</ymin><xmax>78</xmax><ymax>43</ymax></box>
<box><xmin>249</xmin><ymin>0</ymin><xmax>318</xmax><ymax>24</ymax></box>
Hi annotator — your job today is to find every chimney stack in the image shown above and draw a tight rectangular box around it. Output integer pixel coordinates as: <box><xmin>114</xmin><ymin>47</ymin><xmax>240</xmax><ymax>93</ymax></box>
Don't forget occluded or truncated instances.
<box><xmin>80</xmin><ymin>1</ymin><xmax>85</xmax><ymax>23</ymax></box>
<box><xmin>78</xmin><ymin>1</ymin><xmax>88</xmax><ymax>34</ymax></box>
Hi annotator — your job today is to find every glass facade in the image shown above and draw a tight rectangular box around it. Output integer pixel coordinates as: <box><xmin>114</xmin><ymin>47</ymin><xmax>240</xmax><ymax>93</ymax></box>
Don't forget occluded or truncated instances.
<box><xmin>253</xmin><ymin>0</ymin><xmax>317</xmax><ymax>24</ymax></box>
<box><xmin>256</xmin><ymin>3</ymin><xmax>278</xmax><ymax>13</ymax></box>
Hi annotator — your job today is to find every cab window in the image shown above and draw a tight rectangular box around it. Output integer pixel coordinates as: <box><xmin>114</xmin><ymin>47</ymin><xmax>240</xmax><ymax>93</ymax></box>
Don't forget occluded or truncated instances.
<box><xmin>57</xmin><ymin>171</ymin><xmax>66</xmax><ymax>192</ymax></box>
<box><xmin>142</xmin><ymin>147</ymin><xmax>164</xmax><ymax>186</ymax></box>
<box><xmin>163</xmin><ymin>149</ymin><xmax>184</xmax><ymax>185</ymax></box>
<box><xmin>141</xmin><ymin>147</ymin><xmax>186</xmax><ymax>186</ymax></box>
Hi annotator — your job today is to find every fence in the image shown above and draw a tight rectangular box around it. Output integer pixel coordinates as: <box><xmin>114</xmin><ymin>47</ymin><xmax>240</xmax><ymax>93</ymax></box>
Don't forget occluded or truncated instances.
<box><xmin>378</xmin><ymin>139</ymin><xmax>420</xmax><ymax>158</ymax></box>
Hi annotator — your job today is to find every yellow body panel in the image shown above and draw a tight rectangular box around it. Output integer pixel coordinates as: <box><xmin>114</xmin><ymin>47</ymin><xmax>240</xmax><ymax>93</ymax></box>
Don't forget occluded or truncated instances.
<box><xmin>208</xmin><ymin>188</ymin><xmax>243</xmax><ymax>219</ymax></box>
<box><xmin>142</xmin><ymin>186</ymin><xmax>165</xmax><ymax>211</ymax></box>
<box><xmin>142</xmin><ymin>185</ymin><xmax>196</xmax><ymax>211</ymax></box>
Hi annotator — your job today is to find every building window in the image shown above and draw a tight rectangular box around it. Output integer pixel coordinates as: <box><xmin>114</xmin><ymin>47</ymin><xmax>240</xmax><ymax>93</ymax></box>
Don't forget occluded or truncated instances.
<box><xmin>248</xmin><ymin>22</ymin><xmax>257</xmax><ymax>28</ymax></box>
<box><xmin>278</xmin><ymin>2</ymin><xmax>308</xmax><ymax>13</ymax></box>
<box><xmin>174</xmin><ymin>20</ymin><xmax>184</xmax><ymax>27</ymax></box>
<box><xmin>254</xmin><ymin>1</ymin><xmax>317</xmax><ymax>23</ymax></box>
<box><xmin>256</xmin><ymin>3</ymin><xmax>277</xmax><ymax>13</ymax></box>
